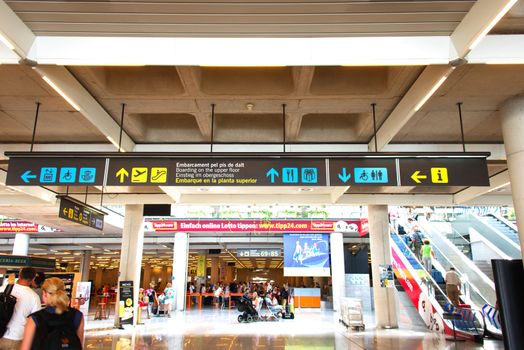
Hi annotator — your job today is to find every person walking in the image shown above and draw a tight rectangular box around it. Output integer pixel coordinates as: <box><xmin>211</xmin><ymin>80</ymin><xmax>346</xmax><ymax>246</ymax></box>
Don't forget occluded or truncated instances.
<box><xmin>0</xmin><ymin>267</ymin><xmax>41</xmax><ymax>350</ymax></box>
<box><xmin>445</xmin><ymin>267</ymin><xmax>461</xmax><ymax>306</ymax></box>
<box><xmin>20</xmin><ymin>277</ymin><xmax>84</xmax><ymax>350</ymax></box>
<box><xmin>420</xmin><ymin>239</ymin><xmax>435</xmax><ymax>272</ymax></box>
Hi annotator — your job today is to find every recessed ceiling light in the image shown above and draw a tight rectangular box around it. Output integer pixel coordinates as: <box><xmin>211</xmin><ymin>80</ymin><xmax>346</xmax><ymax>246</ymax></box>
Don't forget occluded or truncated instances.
<box><xmin>298</xmin><ymin>188</ymin><xmax>313</xmax><ymax>192</ymax></box>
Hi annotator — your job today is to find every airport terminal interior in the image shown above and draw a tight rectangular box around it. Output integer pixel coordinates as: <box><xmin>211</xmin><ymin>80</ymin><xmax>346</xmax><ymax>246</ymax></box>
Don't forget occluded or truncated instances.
<box><xmin>1</xmin><ymin>0</ymin><xmax>524</xmax><ymax>349</ymax></box>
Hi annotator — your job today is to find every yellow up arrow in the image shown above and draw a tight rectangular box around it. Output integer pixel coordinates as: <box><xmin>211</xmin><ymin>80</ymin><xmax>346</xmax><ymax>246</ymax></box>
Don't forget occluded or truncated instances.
<box><xmin>411</xmin><ymin>170</ymin><xmax>427</xmax><ymax>184</ymax></box>
<box><xmin>116</xmin><ymin>168</ymin><xmax>129</xmax><ymax>183</ymax></box>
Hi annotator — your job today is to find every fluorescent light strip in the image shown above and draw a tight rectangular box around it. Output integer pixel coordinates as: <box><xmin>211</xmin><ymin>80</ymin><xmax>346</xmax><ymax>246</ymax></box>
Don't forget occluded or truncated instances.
<box><xmin>469</xmin><ymin>0</ymin><xmax>518</xmax><ymax>51</ymax></box>
<box><xmin>41</xmin><ymin>76</ymin><xmax>81</xmax><ymax>111</ymax></box>
<box><xmin>414</xmin><ymin>75</ymin><xmax>448</xmax><ymax>112</ymax></box>
<box><xmin>0</xmin><ymin>33</ymin><xmax>15</xmax><ymax>50</ymax></box>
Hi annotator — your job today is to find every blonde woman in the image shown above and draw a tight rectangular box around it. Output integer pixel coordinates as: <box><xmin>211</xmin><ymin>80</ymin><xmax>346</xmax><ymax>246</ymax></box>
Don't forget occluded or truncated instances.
<box><xmin>20</xmin><ymin>277</ymin><xmax>84</xmax><ymax>350</ymax></box>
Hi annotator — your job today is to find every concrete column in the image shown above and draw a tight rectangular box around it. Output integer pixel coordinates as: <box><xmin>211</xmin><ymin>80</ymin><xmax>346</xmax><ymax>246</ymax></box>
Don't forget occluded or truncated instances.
<box><xmin>79</xmin><ymin>251</ymin><xmax>91</xmax><ymax>282</ymax></box>
<box><xmin>330</xmin><ymin>231</ymin><xmax>345</xmax><ymax>312</ymax></box>
<box><xmin>114</xmin><ymin>204</ymin><xmax>144</xmax><ymax>327</ymax></box>
<box><xmin>369</xmin><ymin>205</ymin><xmax>398</xmax><ymax>329</ymax></box>
<box><xmin>94</xmin><ymin>268</ymin><xmax>104</xmax><ymax>291</ymax></box>
<box><xmin>211</xmin><ymin>257</ymin><xmax>220</xmax><ymax>284</ymax></box>
<box><xmin>12</xmin><ymin>233</ymin><xmax>29</xmax><ymax>256</ymax></box>
<box><xmin>173</xmin><ymin>232</ymin><xmax>189</xmax><ymax>311</ymax></box>
<box><xmin>501</xmin><ymin>96</ymin><xmax>524</xmax><ymax>260</ymax></box>
<box><xmin>142</xmin><ymin>265</ymin><xmax>151</xmax><ymax>288</ymax></box>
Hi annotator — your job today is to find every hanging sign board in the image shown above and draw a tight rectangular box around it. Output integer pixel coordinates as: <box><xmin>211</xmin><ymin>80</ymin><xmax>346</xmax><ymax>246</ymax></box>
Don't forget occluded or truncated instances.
<box><xmin>58</xmin><ymin>196</ymin><xmax>105</xmax><ymax>231</ymax></box>
<box><xmin>6</xmin><ymin>153</ymin><xmax>490</xmax><ymax>187</ymax></box>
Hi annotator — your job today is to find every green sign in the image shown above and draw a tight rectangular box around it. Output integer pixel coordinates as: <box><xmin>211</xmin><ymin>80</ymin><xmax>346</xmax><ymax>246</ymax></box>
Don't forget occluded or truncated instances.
<box><xmin>0</xmin><ymin>255</ymin><xmax>56</xmax><ymax>269</ymax></box>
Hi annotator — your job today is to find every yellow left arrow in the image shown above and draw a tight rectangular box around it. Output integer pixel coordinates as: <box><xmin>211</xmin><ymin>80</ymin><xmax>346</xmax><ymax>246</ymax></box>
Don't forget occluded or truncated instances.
<box><xmin>411</xmin><ymin>170</ymin><xmax>427</xmax><ymax>184</ymax></box>
<box><xmin>116</xmin><ymin>168</ymin><xmax>129</xmax><ymax>183</ymax></box>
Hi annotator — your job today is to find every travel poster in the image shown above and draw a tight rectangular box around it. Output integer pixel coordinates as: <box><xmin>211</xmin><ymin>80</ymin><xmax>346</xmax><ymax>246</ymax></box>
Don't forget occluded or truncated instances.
<box><xmin>283</xmin><ymin>233</ymin><xmax>331</xmax><ymax>277</ymax></box>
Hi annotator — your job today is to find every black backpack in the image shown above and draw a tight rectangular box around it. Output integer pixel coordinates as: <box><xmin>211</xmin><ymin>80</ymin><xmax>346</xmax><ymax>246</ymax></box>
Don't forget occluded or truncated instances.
<box><xmin>32</xmin><ymin>308</ymin><xmax>82</xmax><ymax>350</ymax></box>
<box><xmin>0</xmin><ymin>284</ymin><xmax>17</xmax><ymax>337</ymax></box>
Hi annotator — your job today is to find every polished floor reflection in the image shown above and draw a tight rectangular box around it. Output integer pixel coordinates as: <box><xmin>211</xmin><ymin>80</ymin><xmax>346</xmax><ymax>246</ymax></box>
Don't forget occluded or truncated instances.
<box><xmin>84</xmin><ymin>308</ymin><xmax>505</xmax><ymax>349</ymax></box>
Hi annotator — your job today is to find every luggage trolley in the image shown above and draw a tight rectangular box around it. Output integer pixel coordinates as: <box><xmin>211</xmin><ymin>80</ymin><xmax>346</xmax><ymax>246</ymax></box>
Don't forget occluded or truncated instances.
<box><xmin>340</xmin><ymin>298</ymin><xmax>365</xmax><ymax>331</ymax></box>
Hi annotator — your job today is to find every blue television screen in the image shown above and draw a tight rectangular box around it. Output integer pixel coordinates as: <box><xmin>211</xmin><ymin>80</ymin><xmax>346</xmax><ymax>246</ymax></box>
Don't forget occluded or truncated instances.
<box><xmin>283</xmin><ymin>233</ymin><xmax>331</xmax><ymax>277</ymax></box>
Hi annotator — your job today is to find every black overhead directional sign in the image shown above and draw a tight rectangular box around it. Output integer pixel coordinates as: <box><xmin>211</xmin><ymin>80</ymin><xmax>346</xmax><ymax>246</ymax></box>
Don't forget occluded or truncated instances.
<box><xmin>5</xmin><ymin>153</ymin><xmax>491</xmax><ymax>188</ymax></box>
<box><xmin>398</xmin><ymin>158</ymin><xmax>490</xmax><ymax>186</ymax></box>
<box><xmin>6</xmin><ymin>157</ymin><xmax>105</xmax><ymax>186</ymax></box>
<box><xmin>329</xmin><ymin>159</ymin><xmax>397</xmax><ymax>186</ymax></box>
<box><xmin>58</xmin><ymin>196</ymin><xmax>105</xmax><ymax>231</ymax></box>
<box><xmin>106</xmin><ymin>158</ymin><xmax>327</xmax><ymax>186</ymax></box>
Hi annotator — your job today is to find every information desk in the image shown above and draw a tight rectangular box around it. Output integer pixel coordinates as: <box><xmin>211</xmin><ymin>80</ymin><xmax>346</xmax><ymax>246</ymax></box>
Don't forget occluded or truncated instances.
<box><xmin>292</xmin><ymin>288</ymin><xmax>321</xmax><ymax>308</ymax></box>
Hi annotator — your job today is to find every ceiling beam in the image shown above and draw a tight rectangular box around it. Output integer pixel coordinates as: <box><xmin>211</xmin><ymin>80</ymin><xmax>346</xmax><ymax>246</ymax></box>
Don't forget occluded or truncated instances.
<box><xmin>32</xmin><ymin>65</ymin><xmax>136</xmax><ymax>152</ymax></box>
<box><xmin>454</xmin><ymin>170</ymin><xmax>510</xmax><ymax>204</ymax></box>
<box><xmin>368</xmin><ymin>65</ymin><xmax>455</xmax><ymax>151</ymax></box>
<box><xmin>0</xmin><ymin>0</ymin><xmax>35</xmax><ymax>59</ymax></box>
<box><xmin>451</xmin><ymin>0</ymin><xmax>518</xmax><ymax>59</ymax></box>
<box><xmin>292</xmin><ymin>66</ymin><xmax>315</xmax><ymax>95</ymax></box>
<box><xmin>337</xmin><ymin>193</ymin><xmax>454</xmax><ymax>206</ymax></box>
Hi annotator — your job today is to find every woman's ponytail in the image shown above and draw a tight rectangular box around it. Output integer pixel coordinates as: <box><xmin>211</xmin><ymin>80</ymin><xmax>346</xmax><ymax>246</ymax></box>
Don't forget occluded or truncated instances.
<box><xmin>42</xmin><ymin>277</ymin><xmax>70</xmax><ymax>314</ymax></box>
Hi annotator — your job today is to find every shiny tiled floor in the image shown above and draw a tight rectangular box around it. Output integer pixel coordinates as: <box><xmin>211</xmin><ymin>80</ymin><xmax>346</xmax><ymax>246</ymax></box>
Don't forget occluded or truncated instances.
<box><xmin>84</xmin><ymin>307</ymin><xmax>505</xmax><ymax>350</ymax></box>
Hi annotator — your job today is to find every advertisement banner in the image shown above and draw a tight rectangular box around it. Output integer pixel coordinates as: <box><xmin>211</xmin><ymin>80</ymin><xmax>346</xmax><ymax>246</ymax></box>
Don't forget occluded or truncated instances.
<box><xmin>145</xmin><ymin>219</ymin><xmax>369</xmax><ymax>236</ymax></box>
<box><xmin>75</xmin><ymin>282</ymin><xmax>91</xmax><ymax>317</ymax></box>
<box><xmin>283</xmin><ymin>233</ymin><xmax>331</xmax><ymax>277</ymax></box>
<box><xmin>196</xmin><ymin>256</ymin><xmax>206</xmax><ymax>277</ymax></box>
<box><xmin>0</xmin><ymin>221</ymin><xmax>62</xmax><ymax>233</ymax></box>
<box><xmin>119</xmin><ymin>281</ymin><xmax>134</xmax><ymax>325</ymax></box>
<box><xmin>379</xmin><ymin>264</ymin><xmax>394</xmax><ymax>288</ymax></box>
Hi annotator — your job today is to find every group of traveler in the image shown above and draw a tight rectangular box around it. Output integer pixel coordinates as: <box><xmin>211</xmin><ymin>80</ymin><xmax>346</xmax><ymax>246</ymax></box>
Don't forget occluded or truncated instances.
<box><xmin>0</xmin><ymin>267</ymin><xmax>84</xmax><ymax>350</ymax></box>
<box><xmin>395</xmin><ymin>217</ymin><xmax>463</xmax><ymax>307</ymax></box>
<box><xmin>140</xmin><ymin>282</ymin><xmax>175</xmax><ymax>318</ymax></box>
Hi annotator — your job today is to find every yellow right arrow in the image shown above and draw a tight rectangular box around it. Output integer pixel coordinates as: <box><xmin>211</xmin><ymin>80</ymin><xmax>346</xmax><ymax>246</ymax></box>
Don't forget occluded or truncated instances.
<box><xmin>116</xmin><ymin>168</ymin><xmax>129</xmax><ymax>183</ymax></box>
<box><xmin>411</xmin><ymin>170</ymin><xmax>427</xmax><ymax>184</ymax></box>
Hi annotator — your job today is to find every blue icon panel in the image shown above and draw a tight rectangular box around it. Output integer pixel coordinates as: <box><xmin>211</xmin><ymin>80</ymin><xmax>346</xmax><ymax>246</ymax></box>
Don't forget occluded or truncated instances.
<box><xmin>301</xmin><ymin>168</ymin><xmax>318</xmax><ymax>183</ymax></box>
<box><xmin>79</xmin><ymin>168</ymin><xmax>96</xmax><ymax>183</ymax></box>
<box><xmin>354</xmin><ymin>167</ymin><xmax>388</xmax><ymax>184</ymax></box>
<box><xmin>59</xmin><ymin>168</ymin><xmax>77</xmax><ymax>183</ymax></box>
<box><xmin>282</xmin><ymin>168</ymin><xmax>299</xmax><ymax>183</ymax></box>
<box><xmin>40</xmin><ymin>167</ymin><xmax>57</xmax><ymax>183</ymax></box>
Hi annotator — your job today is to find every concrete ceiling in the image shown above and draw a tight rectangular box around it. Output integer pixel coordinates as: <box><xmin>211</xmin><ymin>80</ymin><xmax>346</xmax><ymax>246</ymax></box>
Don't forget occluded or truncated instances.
<box><xmin>0</xmin><ymin>0</ymin><xmax>522</xmax><ymax>255</ymax></box>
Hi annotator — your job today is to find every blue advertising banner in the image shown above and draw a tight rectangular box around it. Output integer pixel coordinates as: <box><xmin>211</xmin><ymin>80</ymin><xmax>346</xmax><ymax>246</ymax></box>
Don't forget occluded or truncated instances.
<box><xmin>283</xmin><ymin>233</ymin><xmax>331</xmax><ymax>277</ymax></box>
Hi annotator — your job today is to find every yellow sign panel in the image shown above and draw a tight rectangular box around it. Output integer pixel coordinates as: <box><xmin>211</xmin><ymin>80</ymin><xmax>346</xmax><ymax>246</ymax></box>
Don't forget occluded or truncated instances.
<box><xmin>197</xmin><ymin>256</ymin><xmax>206</xmax><ymax>277</ymax></box>
<box><xmin>131</xmin><ymin>168</ymin><xmax>148</xmax><ymax>183</ymax></box>
<box><xmin>430</xmin><ymin>167</ymin><xmax>448</xmax><ymax>183</ymax></box>
<box><xmin>150</xmin><ymin>167</ymin><xmax>168</xmax><ymax>183</ymax></box>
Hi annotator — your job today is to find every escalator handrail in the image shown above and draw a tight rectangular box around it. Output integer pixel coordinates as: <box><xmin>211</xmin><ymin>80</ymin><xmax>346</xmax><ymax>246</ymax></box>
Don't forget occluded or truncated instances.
<box><xmin>468</xmin><ymin>214</ymin><xmax>521</xmax><ymax>251</ymax></box>
<box><xmin>486</xmin><ymin>213</ymin><xmax>518</xmax><ymax>233</ymax></box>
<box><xmin>391</xmin><ymin>231</ymin><xmax>485</xmax><ymax>336</ymax></box>
<box><xmin>418</xmin><ymin>219</ymin><xmax>496</xmax><ymax>300</ymax></box>
<box><xmin>390</xmin><ymin>232</ymin><xmax>451</xmax><ymax>309</ymax></box>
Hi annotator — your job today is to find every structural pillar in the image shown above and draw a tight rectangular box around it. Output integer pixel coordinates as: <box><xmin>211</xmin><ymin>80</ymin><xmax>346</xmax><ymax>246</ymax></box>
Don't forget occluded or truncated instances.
<box><xmin>173</xmin><ymin>232</ymin><xmax>189</xmax><ymax>311</ymax></box>
<box><xmin>330</xmin><ymin>231</ymin><xmax>345</xmax><ymax>312</ymax></box>
<box><xmin>12</xmin><ymin>233</ymin><xmax>29</xmax><ymax>256</ymax></box>
<box><xmin>501</xmin><ymin>96</ymin><xmax>524</xmax><ymax>260</ymax></box>
<box><xmin>211</xmin><ymin>257</ymin><xmax>220</xmax><ymax>284</ymax></box>
<box><xmin>369</xmin><ymin>205</ymin><xmax>398</xmax><ymax>328</ymax></box>
<box><xmin>114</xmin><ymin>204</ymin><xmax>144</xmax><ymax>327</ymax></box>
<box><xmin>79</xmin><ymin>251</ymin><xmax>91</xmax><ymax>282</ymax></box>
<box><xmin>94</xmin><ymin>268</ymin><xmax>104</xmax><ymax>291</ymax></box>
<box><xmin>142</xmin><ymin>265</ymin><xmax>151</xmax><ymax>288</ymax></box>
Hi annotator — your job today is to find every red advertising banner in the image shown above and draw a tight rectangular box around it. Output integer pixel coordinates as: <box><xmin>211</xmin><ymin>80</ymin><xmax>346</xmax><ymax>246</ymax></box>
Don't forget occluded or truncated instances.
<box><xmin>0</xmin><ymin>221</ymin><xmax>39</xmax><ymax>233</ymax></box>
<box><xmin>0</xmin><ymin>221</ymin><xmax>62</xmax><ymax>233</ymax></box>
<box><xmin>145</xmin><ymin>219</ymin><xmax>368</xmax><ymax>235</ymax></box>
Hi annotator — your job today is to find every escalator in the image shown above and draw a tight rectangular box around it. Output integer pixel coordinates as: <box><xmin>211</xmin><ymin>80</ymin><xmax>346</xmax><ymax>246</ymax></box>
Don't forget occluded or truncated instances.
<box><xmin>452</xmin><ymin>213</ymin><xmax>521</xmax><ymax>259</ymax></box>
<box><xmin>390</xmin><ymin>232</ymin><xmax>485</xmax><ymax>342</ymax></box>
<box><xmin>414</xmin><ymin>218</ymin><xmax>503</xmax><ymax>338</ymax></box>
